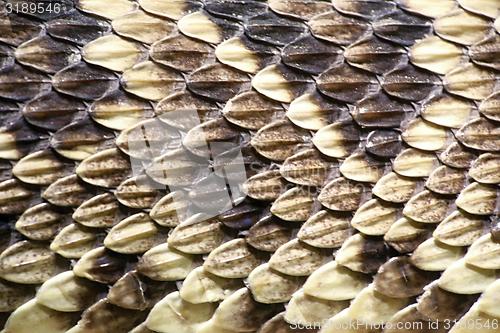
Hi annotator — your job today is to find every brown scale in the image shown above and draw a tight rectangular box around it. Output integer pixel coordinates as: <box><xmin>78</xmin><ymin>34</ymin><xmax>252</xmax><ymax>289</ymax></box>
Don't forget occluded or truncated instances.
<box><xmin>0</xmin><ymin>178</ymin><xmax>37</xmax><ymax>215</ymax></box>
<box><xmin>336</xmin><ymin>233</ymin><xmax>393</xmax><ymax>274</ymax></box>
<box><xmin>73</xmin><ymin>246</ymin><xmax>128</xmax><ymax>284</ymax></box>
<box><xmin>282</xmin><ymin>34</ymin><xmax>344</xmax><ymax>75</ymax></box>
<box><xmin>308</xmin><ymin>11</ymin><xmax>372</xmax><ymax>46</ymax></box>
<box><xmin>155</xmin><ymin>90</ymin><xmax>220</xmax><ymax>131</ymax></box>
<box><xmin>14</xmin><ymin>202</ymin><xmax>68</xmax><ymax>241</ymax></box>
<box><xmin>88</xmin><ymin>89</ymin><xmax>155</xmax><ymax>131</ymax></box>
<box><xmin>0</xmin><ymin>44</ymin><xmax>13</xmax><ymax>70</ymax></box>
<box><xmin>469</xmin><ymin>34</ymin><xmax>500</xmax><ymax>71</ymax></box>
<box><xmin>217</xmin><ymin>201</ymin><xmax>264</xmax><ymax>230</ymax></box>
<box><xmin>42</xmin><ymin>174</ymin><xmax>95</xmax><ymax>207</ymax></box>
<box><xmin>50</xmin><ymin>116</ymin><xmax>115</xmax><ymax>161</ymax></box>
<box><xmin>15</xmin><ymin>35</ymin><xmax>80</xmax><ymax>74</ymax></box>
<box><xmin>332</xmin><ymin>0</ymin><xmax>397</xmax><ymax>20</ymax></box>
<box><xmin>76</xmin><ymin>148</ymin><xmax>132</xmax><ymax>189</ymax></box>
<box><xmin>416</xmin><ymin>283</ymin><xmax>478</xmax><ymax>322</ymax></box>
<box><xmin>352</xmin><ymin>91</ymin><xmax>415</xmax><ymax>128</ymax></box>
<box><xmin>223</xmin><ymin>90</ymin><xmax>285</xmax><ymax>130</ymax></box>
<box><xmin>72</xmin><ymin>193</ymin><xmax>121</xmax><ymax>229</ymax></box>
<box><xmin>68</xmin><ymin>298</ymin><xmax>146</xmax><ymax>333</ymax></box>
<box><xmin>0</xmin><ymin>14</ymin><xmax>42</xmax><ymax>47</ymax></box>
<box><xmin>187</xmin><ymin>63</ymin><xmax>250</xmax><ymax>102</ymax></box>
<box><xmin>13</xmin><ymin>149</ymin><xmax>74</xmax><ymax>185</ymax></box>
<box><xmin>167</xmin><ymin>214</ymin><xmax>225</xmax><ymax>254</ymax></box>
<box><xmin>316</xmin><ymin>63</ymin><xmax>379</xmax><ymax>103</ymax></box>
<box><xmin>245</xmin><ymin>11</ymin><xmax>308</xmax><ymax>46</ymax></box>
<box><xmin>365</xmin><ymin>129</ymin><xmax>403</xmax><ymax>158</ymax></box>
<box><xmin>345</xmin><ymin>36</ymin><xmax>408</xmax><ymax>74</ymax></box>
<box><xmin>298</xmin><ymin>209</ymin><xmax>353</xmax><ymax>249</ymax></box>
<box><xmin>384</xmin><ymin>218</ymin><xmax>433</xmax><ymax>254</ymax></box>
<box><xmin>0</xmin><ymin>64</ymin><xmax>51</xmax><ymax>101</ymax></box>
<box><xmin>280</xmin><ymin>148</ymin><xmax>331</xmax><ymax>187</ymax></box>
<box><xmin>372</xmin><ymin>10</ymin><xmax>432</xmax><ymax>46</ymax></box>
<box><xmin>116</xmin><ymin>118</ymin><xmax>181</xmax><ymax>160</ymax></box>
<box><xmin>456</xmin><ymin>117</ymin><xmax>500</xmax><ymax>152</ymax></box>
<box><xmin>373</xmin><ymin>256</ymin><xmax>439</xmax><ymax>299</ymax></box>
<box><xmin>46</xmin><ymin>10</ymin><xmax>111</xmax><ymax>46</ymax></box>
<box><xmin>246</xmin><ymin>213</ymin><xmax>293</xmax><ymax>252</ymax></box>
<box><xmin>381</xmin><ymin>64</ymin><xmax>441</xmax><ymax>102</ymax></box>
<box><xmin>52</xmin><ymin>62</ymin><xmax>120</xmax><ymax>100</ymax></box>
<box><xmin>268</xmin><ymin>0</ymin><xmax>332</xmax><ymax>21</ymax></box>
<box><xmin>22</xmin><ymin>91</ymin><xmax>87</xmax><ymax>132</ymax></box>
<box><xmin>50</xmin><ymin>223</ymin><xmax>102</xmax><ymax>259</ymax></box>
<box><xmin>114</xmin><ymin>176</ymin><xmax>161</xmax><ymax>209</ymax></box>
<box><xmin>205</xmin><ymin>0</ymin><xmax>268</xmax><ymax>21</ymax></box>
<box><xmin>107</xmin><ymin>270</ymin><xmax>175</xmax><ymax>311</ymax></box>
<box><xmin>150</xmin><ymin>34</ymin><xmax>214</xmax><ymax>73</ymax></box>
<box><xmin>251</xmin><ymin>119</ymin><xmax>311</xmax><ymax>162</ymax></box>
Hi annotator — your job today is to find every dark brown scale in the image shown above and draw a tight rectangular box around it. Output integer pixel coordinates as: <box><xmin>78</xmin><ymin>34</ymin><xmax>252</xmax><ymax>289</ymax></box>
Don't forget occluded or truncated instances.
<box><xmin>75</xmin><ymin>299</ymin><xmax>145</xmax><ymax>332</ymax></box>
<box><xmin>352</xmin><ymin>91</ymin><xmax>415</xmax><ymax>128</ymax></box>
<box><xmin>381</xmin><ymin>64</ymin><xmax>441</xmax><ymax>102</ymax></box>
<box><xmin>22</xmin><ymin>91</ymin><xmax>86</xmax><ymax>131</ymax></box>
<box><xmin>438</xmin><ymin>142</ymin><xmax>476</xmax><ymax>169</ymax></box>
<box><xmin>0</xmin><ymin>44</ymin><xmax>13</xmax><ymax>70</ymax></box>
<box><xmin>0</xmin><ymin>159</ymin><xmax>12</xmax><ymax>182</ymax></box>
<box><xmin>183</xmin><ymin>118</ymin><xmax>242</xmax><ymax>157</ymax></box>
<box><xmin>469</xmin><ymin>34</ymin><xmax>500</xmax><ymax>71</ymax></box>
<box><xmin>366</xmin><ymin>129</ymin><xmax>403</xmax><ymax>158</ymax></box>
<box><xmin>218</xmin><ymin>201</ymin><xmax>264</xmax><ymax>230</ymax></box>
<box><xmin>0</xmin><ymin>64</ymin><xmax>51</xmax><ymax>101</ymax></box>
<box><xmin>456</xmin><ymin>118</ymin><xmax>500</xmax><ymax>152</ymax></box>
<box><xmin>417</xmin><ymin>284</ymin><xmax>478</xmax><ymax>322</ymax></box>
<box><xmin>359</xmin><ymin>236</ymin><xmax>392</xmax><ymax>274</ymax></box>
<box><xmin>316</xmin><ymin>63</ymin><xmax>379</xmax><ymax>103</ymax></box>
<box><xmin>385</xmin><ymin>224</ymin><xmax>432</xmax><ymax>254</ymax></box>
<box><xmin>0</xmin><ymin>222</ymin><xmax>13</xmax><ymax>253</ymax></box>
<box><xmin>332</xmin><ymin>0</ymin><xmax>397</xmax><ymax>20</ymax></box>
<box><xmin>8</xmin><ymin>0</ymin><xmax>73</xmax><ymax>20</ymax></box>
<box><xmin>269</xmin><ymin>0</ymin><xmax>332</xmax><ymax>21</ymax></box>
<box><xmin>0</xmin><ymin>271</ymin><xmax>37</xmax><ymax>312</ymax></box>
<box><xmin>52</xmin><ymin>62</ymin><xmax>119</xmax><ymax>100</ymax></box>
<box><xmin>246</xmin><ymin>214</ymin><xmax>292</xmax><ymax>252</ymax></box>
<box><xmin>108</xmin><ymin>271</ymin><xmax>175</xmax><ymax>311</ymax></box>
<box><xmin>205</xmin><ymin>0</ymin><xmax>268</xmax><ymax>21</ymax></box>
<box><xmin>186</xmin><ymin>63</ymin><xmax>250</xmax><ymax>102</ymax></box>
<box><xmin>308</xmin><ymin>11</ymin><xmax>372</xmax><ymax>46</ymax></box>
<box><xmin>50</xmin><ymin>117</ymin><xmax>115</xmax><ymax>158</ymax></box>
<box><xmin>245</xmin><ymin>12</ymin><xmax>308</xmax><ymax>46</ymax></box>
<box><xmin>282</xmin><ymin>34</ymin><xmax>343</xmax><ymax>75</ymax></box>
<box><xmin>150</xmin><ymin>34</ymin><xmax>214</xmax><ymax>73</ymax></box>
<box><xmin>345</xmin><ymin>36</ymin><xmax>408</xmax><ymax>74</ymax></box>
<box><xmin>0</xmin><ymin>14</ymin><xmax>42</xmax><ymax>47</ymax></box>
<box><xmin>155</xmin><ymin>91</ymin><xmax>220</xmax><ymax>131</ymax></box>
<box><xmin>373</xmin><ymin>10</ymin><xmax>432</xmax><ymax>46</ymax></box>
<box><xmin>47</xmin><ymin>10</ymin><xmax>111</xmax><ymax>46</ymax></box>
<box><xmin>373</xmin><ymin>256</ymin><xmax>439</xmax><ymax>298</ymax></box>
<box><xmin>15</xmin><ymin>35</ymin><xmax>80</xmax><ymax>74</ymax></box>
<box><xmin>83</xmin><ymin>249</ymin><xmax>128</xmax><ymax>285</ymax></box>
<box><xmin>0</xmin><ymin>99</ymin><xmax>19</xmax><ymax>124</ymax></box>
